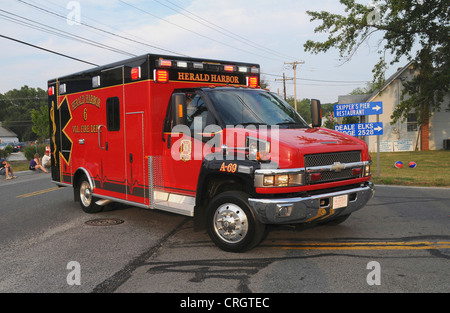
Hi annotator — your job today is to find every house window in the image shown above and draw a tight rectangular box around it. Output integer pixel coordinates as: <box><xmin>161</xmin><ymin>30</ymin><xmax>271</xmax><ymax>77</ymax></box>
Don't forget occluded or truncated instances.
<box><xmin>106</xmin><ymin>97</ymin><xmax>120</xmax><ymax>131</ymax></box>
<box><xmin>407</xmin><ymin>113</ymin><xmax>418</xmax><ymax>132</ymax></box>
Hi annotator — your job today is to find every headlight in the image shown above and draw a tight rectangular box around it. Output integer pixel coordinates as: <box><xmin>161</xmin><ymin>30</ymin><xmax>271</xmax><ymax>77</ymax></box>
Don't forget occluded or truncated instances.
<box><xmin>246</xmin><ymin>136</ymin><xmax>270</xmax><ymax>161</ymax></box>
<box><xmin>364</xmin><ymin>163</ymin><xmax>371</xmax><ymax>176</ymax></box>
<box><xmin>255</xmin><ymin>170</ymin><xmax>305</xmax><ymax>188</ymax></box>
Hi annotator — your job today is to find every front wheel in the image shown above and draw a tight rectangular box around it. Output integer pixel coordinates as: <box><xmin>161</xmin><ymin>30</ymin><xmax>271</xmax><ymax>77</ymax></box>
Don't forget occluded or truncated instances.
<box><xmin>206</xmin><ymin>191</ymin><xmax>265</xmax><ymax>252</ymax></box>
<box><xmin>78</xmin><ymin>177</ymin><xmax>103</xmax><ymax>213</ymax></box>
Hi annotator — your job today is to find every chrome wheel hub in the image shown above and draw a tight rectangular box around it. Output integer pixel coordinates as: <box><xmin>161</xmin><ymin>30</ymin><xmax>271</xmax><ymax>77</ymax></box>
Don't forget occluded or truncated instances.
<box><xmin>213</xmin><ymin>203</ymin><xmax>248</xmax><ymax>243</ymax></box>
<box><xmin>80</xmin><ymin>181</ymin><xmax>92</xmax><ymax>207</ymax></box>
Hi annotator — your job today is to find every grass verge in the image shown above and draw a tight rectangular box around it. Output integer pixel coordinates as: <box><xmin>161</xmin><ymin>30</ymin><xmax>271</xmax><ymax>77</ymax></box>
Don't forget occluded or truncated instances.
<box><xmin>370</xmin><ymin>150</ymin><xmax>450</xmax><ymax>187</ymax></box>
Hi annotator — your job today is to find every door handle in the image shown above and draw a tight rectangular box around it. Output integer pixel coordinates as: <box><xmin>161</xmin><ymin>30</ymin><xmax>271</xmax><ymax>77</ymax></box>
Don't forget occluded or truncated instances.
<box><xmin>98</xmin><ymin>124</ymin><xmax>104</xmax><ymax>150</ymax></box>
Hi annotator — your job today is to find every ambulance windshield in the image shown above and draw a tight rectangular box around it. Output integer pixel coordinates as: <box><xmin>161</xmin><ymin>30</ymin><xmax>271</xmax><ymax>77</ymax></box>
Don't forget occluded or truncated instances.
<box><xmin>206</xmin><ymin>89</ymin><xmax>309</xmax><ymax>128</ymax></box>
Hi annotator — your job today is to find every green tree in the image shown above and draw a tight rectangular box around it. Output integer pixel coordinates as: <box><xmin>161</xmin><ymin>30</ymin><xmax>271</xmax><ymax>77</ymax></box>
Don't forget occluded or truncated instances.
<box><xmin>303</xmin><ymin>0</ymin><xmax>449</xmax><ymax>128</ymax></box>
<box><xmin>286</xmin><ymin>97</ymin><xmax>312</xmax><ymax>124</ymax></box>
<box><xmin>0</xmin><ymin>85</ymin><xmax>47</xmax><ymax>141</ymax></box>
<box><xmin>31</xmin><ymin>106</ymin><xmax>49</xmax><ymax>143</ymax></box>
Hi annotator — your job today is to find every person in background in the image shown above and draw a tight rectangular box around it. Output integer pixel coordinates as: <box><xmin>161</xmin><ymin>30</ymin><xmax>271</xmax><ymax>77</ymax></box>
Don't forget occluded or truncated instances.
<box><xmin>29</xmin><ymin>153</ymin><xmax>49</xmax><ymax>173</ymax></box>
<box><xmin>42</xmin><ymin>149</ymin><xmax>51</xmax><ymax>169</ymax></box>
<box><xmin>0</xmin><ymin>158</ymin><xmax>16</xmax><ymax>180</ymax></box>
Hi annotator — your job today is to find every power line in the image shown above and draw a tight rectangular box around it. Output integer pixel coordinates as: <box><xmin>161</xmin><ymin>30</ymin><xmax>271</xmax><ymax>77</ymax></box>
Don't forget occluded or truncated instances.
<box><xmin>263</xmin><ymin>72</ymin><xmax>370</xmax><ymax>84</ymax></box>
<box><xmin>0</xmin><ymin>9</ymin><xmax>137</xmax><ymax>57</ymax></box>
<box><xmin>119</xmin><ymin>0</ymin><xmax>283</xmax><ymax>62</ymax></box>
<box><xmin>16</xmin><ymin>0</ymin><xmax>188</xmax><ymax>57</ymax></box>
<box><xmin>153</xmin><ymin>0</ymin><xmax>297</xmax><ymax>61</ymax></box>
<box><xmin>0</xmin><ymin>34</ymin><xmax>98</xmax><ymax>66</ymax></box>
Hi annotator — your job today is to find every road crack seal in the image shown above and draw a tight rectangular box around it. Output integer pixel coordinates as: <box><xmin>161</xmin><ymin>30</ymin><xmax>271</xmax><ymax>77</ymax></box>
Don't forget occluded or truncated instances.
<box><xmin>91</xmin><ymin>218</ymin><xmax>189</xmax><ymax>293</ymax></box>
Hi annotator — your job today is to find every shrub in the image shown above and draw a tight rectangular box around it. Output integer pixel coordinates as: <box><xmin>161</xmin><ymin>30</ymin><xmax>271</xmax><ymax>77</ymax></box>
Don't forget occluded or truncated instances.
<box><xmin>0</xmin><ymin>148</ymin><xmax>10</xmax><ymax>159</ymax></box>
<box><xmin>24</xmin><ymin>144</ymin><xmax>46</xmax><ymax>160</ymax></box>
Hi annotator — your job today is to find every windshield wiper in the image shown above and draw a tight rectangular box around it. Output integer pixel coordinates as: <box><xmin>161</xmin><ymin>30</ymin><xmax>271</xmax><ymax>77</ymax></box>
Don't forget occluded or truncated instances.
<box><xmin>276</xmin><ymin>122</ymin><xmax>308</xmax><ymax>128</ymax></box>
<box><xmin>235</xmin><ymin>122</ymin><xmax>268</xmax><ymax>127</ymax></box>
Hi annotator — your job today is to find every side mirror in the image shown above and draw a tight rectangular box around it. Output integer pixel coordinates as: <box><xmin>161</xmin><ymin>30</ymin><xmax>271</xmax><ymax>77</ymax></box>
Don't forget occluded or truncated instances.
<box><xmin>172</xmin><ymin>93</ymin><xmax>187</xmax><ymax>126</ymax></box>
<box><xmin>311</xmin><ymin>99</ymin><xmax>322</xmax><ymax>128</ymax></box>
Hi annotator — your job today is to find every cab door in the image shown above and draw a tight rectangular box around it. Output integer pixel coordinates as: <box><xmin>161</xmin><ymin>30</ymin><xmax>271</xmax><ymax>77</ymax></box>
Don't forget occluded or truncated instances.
<box><xmin>161</xmin><ymin>91</ymin><xmax>217</xmax><ymax>196</ymax></box>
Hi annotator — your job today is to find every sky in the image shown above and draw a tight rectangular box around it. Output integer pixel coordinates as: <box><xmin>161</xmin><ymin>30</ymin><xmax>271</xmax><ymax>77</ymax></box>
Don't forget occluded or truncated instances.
<box><xmin>0</xmin><ymin>0</ymin><xmax>410</xmax><ymax>103</ymax></box>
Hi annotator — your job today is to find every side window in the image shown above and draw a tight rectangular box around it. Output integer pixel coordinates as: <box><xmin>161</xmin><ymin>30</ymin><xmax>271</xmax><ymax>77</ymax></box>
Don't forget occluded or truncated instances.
<box><xmin>186</xmin><ymin>94</ymin><xmax>208</xmax><ymax>131</ymax></box>
<box><xmin>106</xmin><ymin>97</ymin><xmax>120</xmax><ymax>131</ymax></box>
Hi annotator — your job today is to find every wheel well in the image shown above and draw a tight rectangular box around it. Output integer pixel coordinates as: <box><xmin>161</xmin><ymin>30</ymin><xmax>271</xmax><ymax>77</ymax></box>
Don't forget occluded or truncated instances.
<box><xmin>207</xmin><ymin>175</ymin><xmax>246</xmax><ymax>203</ymax></box>
<box><xmin>194</xmin><ymin>174</ymin><xmax>247</xmax><ymax>231</ymax></box>
<box><xmin>73</xmin><ymin>168</ymin><xmax>93</xmax><ymax>202</ymax></box>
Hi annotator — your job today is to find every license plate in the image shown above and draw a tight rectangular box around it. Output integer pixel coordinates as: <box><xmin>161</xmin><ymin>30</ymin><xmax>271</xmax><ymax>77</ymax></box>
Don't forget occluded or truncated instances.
<box><xmin>333</xmin><ymin>195</ymin><xmax>348</xmax><ymax>209</ymax></box>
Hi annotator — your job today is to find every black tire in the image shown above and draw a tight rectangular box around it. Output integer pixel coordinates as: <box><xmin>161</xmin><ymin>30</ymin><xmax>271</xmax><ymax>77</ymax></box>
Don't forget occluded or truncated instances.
<box><xmin>206</xmin><ymin>191</ymin><xmax>265</xmax><ymax>252</ymax></box>
<box><xmin>77</xmin><ymin>177</ymin><xmax>103</xmax><ymax>213</ymax></box>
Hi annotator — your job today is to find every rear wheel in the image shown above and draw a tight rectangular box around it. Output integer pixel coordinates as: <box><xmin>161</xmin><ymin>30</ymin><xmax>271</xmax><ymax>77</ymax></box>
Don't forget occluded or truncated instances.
<box><xmin>207</xmin><ymin>191</ymin><xmax>265</xmax><ymax>252</ymax></box>
<box><xmin>78</xmin><ymin>177</ymin><xmax>103</xmax><ymax>213</ymax></box>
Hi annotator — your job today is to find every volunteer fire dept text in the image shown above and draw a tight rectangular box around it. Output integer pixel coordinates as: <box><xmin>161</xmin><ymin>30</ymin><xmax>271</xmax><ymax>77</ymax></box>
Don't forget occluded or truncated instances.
<box><xmin>72</xmin><ymin>124</ymin><xmax>100</xmax><ymax>133</ymax></box>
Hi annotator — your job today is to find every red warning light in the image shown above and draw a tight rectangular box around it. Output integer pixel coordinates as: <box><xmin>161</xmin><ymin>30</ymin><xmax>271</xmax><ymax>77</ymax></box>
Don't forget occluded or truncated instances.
<box><xmin>224</xmin><ymin>65</ymin><xmax>235</xmax><ymax>72</ymax></box>
<box><xmin>247</xmin><ymin>76</ymin><xmax>258</xmax><ymax>88</ymax></box>
<box><xmin>131</xmin><ymin>67</ymin><xmax>141</xmax><ymax>80</ymax></box>
<box><xmin>159</xmin><ymin>59</ymin><xmax>172</xmax><ymax>67</ymax></box>
<box><xmin>155</xmin><ymin>70</ymin><xmax>169</xmax><ymax>83</ymax></box>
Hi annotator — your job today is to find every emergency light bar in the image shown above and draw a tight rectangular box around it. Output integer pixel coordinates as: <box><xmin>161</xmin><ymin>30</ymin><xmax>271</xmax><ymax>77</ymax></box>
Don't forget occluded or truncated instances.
<box><xmin>155</xmin><ymin>58</ymin><xmax>259</xmax><ymax>74</ymax></box>
<box><xmin>154</xmin><ymin>58</ymin><xmax>259</xmax><ymax>87</ymax></box>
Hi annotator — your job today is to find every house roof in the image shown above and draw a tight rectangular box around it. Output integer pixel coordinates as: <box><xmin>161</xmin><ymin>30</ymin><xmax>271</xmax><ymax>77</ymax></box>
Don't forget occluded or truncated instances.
<box><xmin>366</xmin><ymin>60</ymin><xmax>415</xmax><ymax>102</ymax></box>
<box><xmin>0</xmin><ymin>122</ymin><xmax>18</xmax><ymax>138</ymax></box>
<box><xmin>338</xmin><ymin>60</ymin><xmax>415</xmax><ymax>104</ymax></box>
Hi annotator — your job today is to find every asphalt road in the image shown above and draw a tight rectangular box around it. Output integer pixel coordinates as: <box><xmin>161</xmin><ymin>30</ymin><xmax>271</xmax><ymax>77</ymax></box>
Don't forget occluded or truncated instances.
<box><xmin>0</xmin><ymin>173</ymin><xmax>449</xmax><ymax>297</ymax></box>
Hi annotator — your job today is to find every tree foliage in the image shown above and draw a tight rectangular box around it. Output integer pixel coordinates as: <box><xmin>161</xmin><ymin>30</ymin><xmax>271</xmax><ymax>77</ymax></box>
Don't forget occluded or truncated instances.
<box><xmin>303</xmin><ymin>0</ymin><xmax>449</xmax><ymax>125</ymax></box>
<box><xmin>31</xmin><ymin>105</ymin><xmax>49</xmax><ymax>143</ymax></box>
<box><xmin>0</xmin><ymin>86</ymin><xmax>47</xmax><ymax>141</ymax></box>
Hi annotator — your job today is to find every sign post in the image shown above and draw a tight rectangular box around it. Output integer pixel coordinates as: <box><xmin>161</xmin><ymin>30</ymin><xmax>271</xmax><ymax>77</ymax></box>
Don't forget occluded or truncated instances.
<box><xmin>334</xmin><ymin>101</ymin><xmax>383</xmax><ymax>176</ymax></box>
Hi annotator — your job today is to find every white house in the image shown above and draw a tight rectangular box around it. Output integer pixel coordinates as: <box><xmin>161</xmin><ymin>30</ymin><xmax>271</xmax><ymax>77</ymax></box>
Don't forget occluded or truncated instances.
<box><xmin>0</xmin><ymin>122</ymin><xmax>19</xmax><ymax>144</ymax></box>
<box><xmin>338</xmin><ymin>62</ymin><xmax>450</xmax><ymax>153</ymax></box>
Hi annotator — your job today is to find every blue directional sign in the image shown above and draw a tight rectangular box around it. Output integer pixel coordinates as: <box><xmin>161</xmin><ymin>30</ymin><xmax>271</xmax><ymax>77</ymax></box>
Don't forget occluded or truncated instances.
<box><xmin>334</xmin><ymin>101</ymin><xmax>383</xmax><ymax>117</ymax></box>
<box><xmin>335</xmin><ymin>122</ymin><xmax>383</xmax><ymax>137</ymax></box>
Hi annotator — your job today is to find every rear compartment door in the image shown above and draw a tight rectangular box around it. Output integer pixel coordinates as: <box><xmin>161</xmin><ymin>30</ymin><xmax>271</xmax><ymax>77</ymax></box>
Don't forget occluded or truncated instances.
<box><xmin>125</xmin><ymin>112</ymin><xmax>146</xmax><ymax>203</ymax></box>
<box><xmin>94</xmin><ymin>66</ymin><xmax>127</xmax><ymax>198</ymax></box>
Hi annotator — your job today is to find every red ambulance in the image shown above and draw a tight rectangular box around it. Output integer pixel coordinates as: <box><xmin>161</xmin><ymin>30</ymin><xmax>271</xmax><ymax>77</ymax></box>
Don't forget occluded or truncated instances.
<box><xmin>48</xmin><ymin>54</ymin><xmax>374</xmax><ymax>252</ymax></box>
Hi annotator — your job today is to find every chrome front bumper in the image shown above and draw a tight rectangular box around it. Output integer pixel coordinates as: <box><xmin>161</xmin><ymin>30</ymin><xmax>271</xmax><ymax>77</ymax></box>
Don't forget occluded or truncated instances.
<box><xmin>248</xmin><ymin>182</ymin><xmax>375</xmax><ymax>224</ymax></box>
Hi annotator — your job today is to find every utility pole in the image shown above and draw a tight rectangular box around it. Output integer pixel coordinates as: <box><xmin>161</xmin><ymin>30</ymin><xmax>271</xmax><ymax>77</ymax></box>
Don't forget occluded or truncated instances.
<box><xmin>275</xmin><ymin>73</ymin><xmax>293</xmax><ymax>101</ymax></box>
<box><xmin>284</xmin><ymin>61</ymin><xmax>305</xmax><ymax>112</ymax></box>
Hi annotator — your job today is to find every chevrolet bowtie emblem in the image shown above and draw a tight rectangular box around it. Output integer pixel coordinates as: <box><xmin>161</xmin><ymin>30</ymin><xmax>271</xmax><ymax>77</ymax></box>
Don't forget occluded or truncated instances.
<box><xmin>331</xmin><ymin>162</ymin><xmax>345</xmax><ymax>172</ymax></box>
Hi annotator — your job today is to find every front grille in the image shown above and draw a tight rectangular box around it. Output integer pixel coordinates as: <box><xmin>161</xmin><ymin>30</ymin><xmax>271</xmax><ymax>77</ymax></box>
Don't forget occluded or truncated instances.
<box><xmin>304</xmin><ymin>151</ymin><xmax>361</xmax><ymax>167</ymax></box>
<box><xmin>304</xmin><ymin>151</ymin><xmax>362</xmax><ymax>184</ymax></box>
